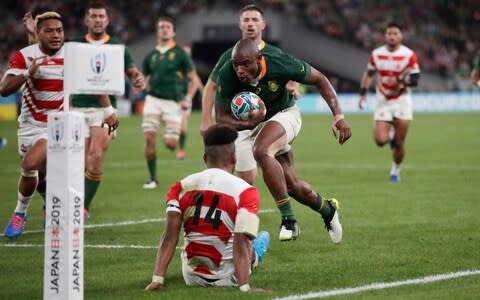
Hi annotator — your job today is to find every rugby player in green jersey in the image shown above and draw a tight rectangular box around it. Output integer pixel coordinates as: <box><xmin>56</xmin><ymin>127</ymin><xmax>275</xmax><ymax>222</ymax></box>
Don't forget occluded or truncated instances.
<box><xmin>72</xmin><ymin>2</ymin><xmax>144</xmax><ymax>217</ymax></box>
<box><xmin>200</xmin><ymin>4</ymin><xmax>299</xmax><ymax>185</ymax></box>
<box><xmin>215</xmin><ymin>38</ymin><xmax>352</xmax><ymax>242</ymax></box>
<box><xmin>141</xmin><ymin>17</ymin><xmax>201</xmax><ymax>189</ymax></box>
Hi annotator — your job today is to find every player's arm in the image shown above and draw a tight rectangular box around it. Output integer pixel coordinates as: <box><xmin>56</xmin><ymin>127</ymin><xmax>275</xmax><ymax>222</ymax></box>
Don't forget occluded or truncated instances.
<box><xmin>286</xmin><ymin>80</ymin><xmax>301</xmax><ymax>99</ymax></box>
<box><xmin>200</xmin><ymin>78</ymin><xmax>217</xmax><ymax>136</ymax></box>
<box><xmin>234</xmin><ymin>188</ymin><xmax>260</xmax><ymax>292</ymax></box>
<box><xmin>23</xmin><ymin>12</ymin><xmax>38</xmax><ymax>45</ymax></box>
<box><xmin>126</xmin><ymin>66</ymin><xmax>145</xmax><ymax>90</ymax></box>
<box><xmin>0</xmin><ymin>55</ymin><xmax>46</xmax><ymax>97</ymax></box>
<box><xmin>472</xmin><ymin>69</ymin><xmax>480</xmax><ymax>88</ymax></box>
<box><xmin>233</xmin><ymin>232</ymin><xmax>254</xmax><ymax>291</ymax></box>
<box><xmin>215</xmin><ymin>100</ymin><xmax>265</xmax><ymax>131</ymax></box>
<box><xmin>358</xmin><ymin>68</ymin><xmax>375</xmax><ymax>109</ymax></box>
<box><xmin>180</xmin><ymin>70</ymin><xmax>201</xmax><ymax>110</ymax></box>
<box><xmin>307</xmin><ymin>67</ymin><xmax>352</xmax><ymax>145</ymax></box>
<box><xmin>97</xmin><ymin>95</ymin><xmax>119</xmax><ymax>134</ymax></box>
<box><xmin>398</xmin><ymin>53</ymin><xmax>420</xmax><ymax>88</ymax></box>
<box><xmin>145</xmin><ymin>210</ymin><xmax>182</xmax><ymax>291</ymax></box>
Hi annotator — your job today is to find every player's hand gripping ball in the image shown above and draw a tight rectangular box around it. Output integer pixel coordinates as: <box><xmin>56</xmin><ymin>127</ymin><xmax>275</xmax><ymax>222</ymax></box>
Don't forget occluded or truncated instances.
<box><xmin>230</xmin><ymin>91</ymin><xmax>263</xmax><ymax>120</ymax></box>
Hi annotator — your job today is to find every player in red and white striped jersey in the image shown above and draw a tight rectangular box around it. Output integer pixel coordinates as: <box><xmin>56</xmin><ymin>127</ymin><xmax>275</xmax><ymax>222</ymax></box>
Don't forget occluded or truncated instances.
<box><xmin>146</xmin><ymin>125</ymin><xmax>269</xmax><ymax>292</ymax></box>
<box><xmin>0</xmin><ymin>12</ymin><xmax>64</xmax><ymax>238</ymax></box>
<box><xmin>358</xmin><ymin>23</ymin><xmax>420</xmax><ymax>182</ymax></box>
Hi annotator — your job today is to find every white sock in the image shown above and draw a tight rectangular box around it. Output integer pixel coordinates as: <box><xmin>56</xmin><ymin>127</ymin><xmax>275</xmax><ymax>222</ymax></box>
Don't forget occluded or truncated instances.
<box><xmin>390</xmin><ymin>162</ymin><xmax>401</xmax><ymax>176</ymax></box>
<box><xmin>14</xmin><ymin>191</ymin><xmax>34</xmax><ymax>214</ymax></box>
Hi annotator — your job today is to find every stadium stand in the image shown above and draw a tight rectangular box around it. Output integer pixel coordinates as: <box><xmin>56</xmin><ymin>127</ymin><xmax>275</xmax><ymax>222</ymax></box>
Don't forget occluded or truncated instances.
<box><xmin>1</xmin><ymin>0</ymin><xmax>478</xmax><ymax>92</ymax></box>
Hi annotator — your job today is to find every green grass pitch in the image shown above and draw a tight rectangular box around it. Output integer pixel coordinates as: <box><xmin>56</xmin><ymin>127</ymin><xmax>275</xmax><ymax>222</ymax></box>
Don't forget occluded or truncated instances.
<box><xmin>0</xmin><ymin>112</ymin><xmax>479</xmax><ymax>299</ymax></box>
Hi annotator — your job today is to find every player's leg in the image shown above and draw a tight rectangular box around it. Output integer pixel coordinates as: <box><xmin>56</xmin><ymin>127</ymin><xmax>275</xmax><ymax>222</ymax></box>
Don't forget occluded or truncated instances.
<box><xmin>142</xmin><ymin>95</ymin><xmax>162</xmax><ymax>189</ymax></box>
<box><xmin>234</xmin><ymin>130</ymin><xmax>257</xmax><ymax>185</ymax></box>
<box><xmin>389</xmin><ymin>119</ymin><xmax>409</xmax><ymax>181</ymax></box>
<box><xmin>278</xmin><ymin>151</ymin><xmax>342</xmax><ymax>244</ymax></box>
<box><xmin>176</xmin><ymin>107</ymin><xmax>190</xmax><ymax>160</ymax></box>
<box><xmin>4</xmin><ymin>137</ymin><xmax>46</xmax><ymax>238</ymax></box>
<box><xmin>84</xmin><ymin>125</ymin><xmax>113</xmax><ymax>215</ymax></box>
<box><xmin>162</xmin><ymin>100</ymin><xmax>182</xmax><ymax>151</ymax></box>
<box><xmin>388</xmin><ymin>95</ymin><xmax>413</xmax><ymax>182</ymax></box>
<box><xmin>253</xmin><ymin>107</ymin><xmax>304</xmax><ymax>241</ymax></box>
<box><xmin>373</xmin><ymin>120</ymin><xmax>392</xmax><ymax>147</ymax></box>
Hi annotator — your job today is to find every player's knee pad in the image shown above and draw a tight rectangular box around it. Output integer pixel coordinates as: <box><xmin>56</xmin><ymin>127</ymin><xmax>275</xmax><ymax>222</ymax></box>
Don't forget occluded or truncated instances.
<box><xmin>234</xmin><ymin>208</ymin><xmax>259</xmax><ymax>238</ymax></box>
<box><xmin>21</xmin><ymin>169</ymin><xmax>39</xmax><ymax>178</ymax></box>
<box><xmin>142</xmin><ymin>118</ymin><xmax>160</xmax><ymax>132</ymax></box>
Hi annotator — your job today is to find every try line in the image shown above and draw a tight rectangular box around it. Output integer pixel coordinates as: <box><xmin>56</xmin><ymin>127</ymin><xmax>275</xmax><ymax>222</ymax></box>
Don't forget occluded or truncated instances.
<box><xmin>272</xmin><ymin>269</ymin><xmax>480</xmax><ymax>300</ymax></box>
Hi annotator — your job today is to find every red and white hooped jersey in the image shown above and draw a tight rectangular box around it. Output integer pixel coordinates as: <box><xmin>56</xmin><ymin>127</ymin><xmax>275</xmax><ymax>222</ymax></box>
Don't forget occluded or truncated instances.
<box><xmin>5</xmin><ymin>44</ymin><xmax>64</xmax><ymax>127</ymax></box>
<box><xmin>368</xmin><ymin>44</ymin><xmax>420</xmax><ymax>100</ymax></box>
<box><xmin>166</xmin><ymin>168</ymin><xmax>259</xmax><ymax>280</ymax></box>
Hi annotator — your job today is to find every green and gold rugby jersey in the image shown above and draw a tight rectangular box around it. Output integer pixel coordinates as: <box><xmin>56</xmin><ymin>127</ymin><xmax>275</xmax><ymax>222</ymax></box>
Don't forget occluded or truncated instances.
<box><xmin>210</xmin><ymin>41</ymin><xmax>284</xmax><ymax>83</ymax></box>
<box><xmin>142</xmin><ymin>42</ymin><xmax>195</xmax><ymax>101</ymax></box>
<box><xmin>70</xmin><ymin>34</ymin><xmax>136</xmax><ymax>108</ymax></box>
<box><xmin>216</xmin><ymin>50</ymin><xmax>311</xmax><ymax>120</ymax></box>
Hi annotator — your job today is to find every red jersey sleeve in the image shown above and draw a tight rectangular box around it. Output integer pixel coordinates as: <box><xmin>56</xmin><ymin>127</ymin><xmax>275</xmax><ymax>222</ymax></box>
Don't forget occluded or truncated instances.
<box><xmin>238</xmin><ymin>187</ymin><xmax>260</xmax><ymax>215</ymax></box>
<box><xmin>8</xmin><ymin>51</ymin><xmax>27</xmax><ymax>70</ymax></box>
<box><xmin>367</xmin><ymin>53</ymin><xmax>376</xmax><ymax>70</ymax></box>
<box><xmin>407</xmin><ymin>52</ymin><xmax>420</xmax><ymax>74</ymax></box>
<box><xmin>166</xmin><ymin>180</ymin><xmax>183</xmax><ymax>202</ymax></box>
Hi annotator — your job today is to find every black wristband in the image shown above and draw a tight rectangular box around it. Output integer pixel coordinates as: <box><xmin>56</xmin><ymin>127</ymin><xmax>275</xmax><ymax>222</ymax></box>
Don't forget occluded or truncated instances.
<box><xmin>359</xmin><ymin>87</ymin><xmax>367</xmax><ymax>96</ymax></box>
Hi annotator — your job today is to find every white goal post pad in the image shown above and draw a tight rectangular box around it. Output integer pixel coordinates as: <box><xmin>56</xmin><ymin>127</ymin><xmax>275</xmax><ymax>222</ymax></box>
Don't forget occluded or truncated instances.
<box><xmin>44</xmin><ymin>111</ymin><xmax>85</xmax><ymax>300</ymax></box>
<box><xmin>64</xmin><ymin>42</ymin><xmax>125</xmax><ymax>96</ymax></box>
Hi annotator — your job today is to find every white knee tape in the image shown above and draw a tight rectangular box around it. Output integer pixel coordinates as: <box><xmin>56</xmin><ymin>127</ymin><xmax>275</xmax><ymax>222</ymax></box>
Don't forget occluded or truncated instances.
<box><xmin>21</xmin><ymin>169</ymin><xmax>38</xmax><ymax>178</ymax></box>
<box><xmin>142</xmin><ymin>119</ymin><xmax>160</xmax><ymax>132</ymax></box>
<box><xmin>234</xmin><ymin>208</ymin><xmax>259</xmax><ymax>238</ymax></box>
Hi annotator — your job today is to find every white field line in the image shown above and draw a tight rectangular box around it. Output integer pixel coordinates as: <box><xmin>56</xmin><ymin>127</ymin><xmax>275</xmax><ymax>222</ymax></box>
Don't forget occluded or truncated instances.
<box><xmin>272</xmin><ymin>269</ymin><xmax>480</xmax><ymax>300</ymax></box>
<box><xmin>19</xmin><ymin>208</ymin><xmax>275</xmax><ymax>235</ymax></box>
<box><xmin>0</xmin><ymin>243</ymin><xmax>159</xmax><ymax>249</ymax></box>
<box><xmin>106</xmin><ymin>161</ymin><xmax>480</xmax><ymax>171</ymax></box>
<box><xmin>2</xmin><ymin>162</ymin><xmax>479</xmax><ymax>176</ymax></box>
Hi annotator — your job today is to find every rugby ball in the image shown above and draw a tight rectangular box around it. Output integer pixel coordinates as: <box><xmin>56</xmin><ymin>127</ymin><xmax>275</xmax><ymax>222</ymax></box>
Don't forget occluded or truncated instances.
<box><xmin>230</xmin><ymin>91</ymin><xmax>262</xmax><ymax>120</ymax></box>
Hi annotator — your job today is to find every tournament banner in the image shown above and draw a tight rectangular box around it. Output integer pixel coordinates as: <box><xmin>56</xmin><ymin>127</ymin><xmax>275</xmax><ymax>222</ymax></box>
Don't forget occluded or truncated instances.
<box><xmin>296</xmin><ymin>92</ymin><xmax>480</xmax><ymax>114</ymax></box>
<box><xmin>44</xmin><ymin>112</ymin><xmax>85</xmax><ymax>300</ymax></box>
<box><xmin>64</xmin><ymin>42</ymin><xmax>125</xmax><ymax>96</ymax></box>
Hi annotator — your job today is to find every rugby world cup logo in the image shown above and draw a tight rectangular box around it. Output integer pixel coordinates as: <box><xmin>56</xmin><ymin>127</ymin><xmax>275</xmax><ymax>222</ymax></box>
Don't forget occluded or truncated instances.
<box><xmin>72</xmin><ymin>122</ymin><xmax>82</xmax><ymax>142</ymax></box>
<box><xmin>90</xmin><ymin>53</ymin><xmax>106</xmax><ymax>74</ymax></box>
<box><xmin>51</xmin><ymin>121</ymin><xmax>64</xmax><ymax>142</ymax></box>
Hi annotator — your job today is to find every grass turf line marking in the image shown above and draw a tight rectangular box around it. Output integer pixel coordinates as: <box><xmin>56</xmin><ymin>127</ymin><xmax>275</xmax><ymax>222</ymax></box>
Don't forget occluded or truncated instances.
<box><xmin>272</xmin><ymin>269</ymin><xmax>480</xmax><ymax>300</ymax></box>
<box><xmin>0</xmin><ymin>243</ymin><xmax>177</xmax><ymax>250</ymax></box>
<box><xmin>19</xmin><ymin>208</ymin><xmax>275</xmax><ymax>235</ymax></box>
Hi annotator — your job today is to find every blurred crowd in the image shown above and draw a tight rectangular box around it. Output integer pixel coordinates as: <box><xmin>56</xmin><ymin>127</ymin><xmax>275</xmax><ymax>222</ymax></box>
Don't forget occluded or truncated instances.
<box><xmin>296</xmin><ymin>0</ymin><xmax>480</xmax><ymax>91</ymax></box>
<box><xmin>1</xmin><ymin>0</ymin><xmax>479</xmax><ymax>91</ymax></box>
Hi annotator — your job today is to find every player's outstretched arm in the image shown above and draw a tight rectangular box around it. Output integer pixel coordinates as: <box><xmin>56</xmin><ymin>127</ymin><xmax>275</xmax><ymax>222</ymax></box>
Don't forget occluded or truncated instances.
<box><xmin>200</xmin><ymin>78</ymin><xmax>217</xmax><ymax>135</ymax></box>
<box><xmin>233</xmin><ymin>232</ymin><xmax>253</xmax><ymax>291</ymax></box>
<box><xmin>308</xmin><ymin>67</ymin><xmax>352</xmax><ymax>145</ymax></box>
<box><xmin>0</xmin><ymin>56</ymin><xmax>46</xmax><ymax>97</ymax></box>
<box><xmin>145</xmin><ymin>211</ymin><xmax>181</xmax><ymax>291</ymax></box>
